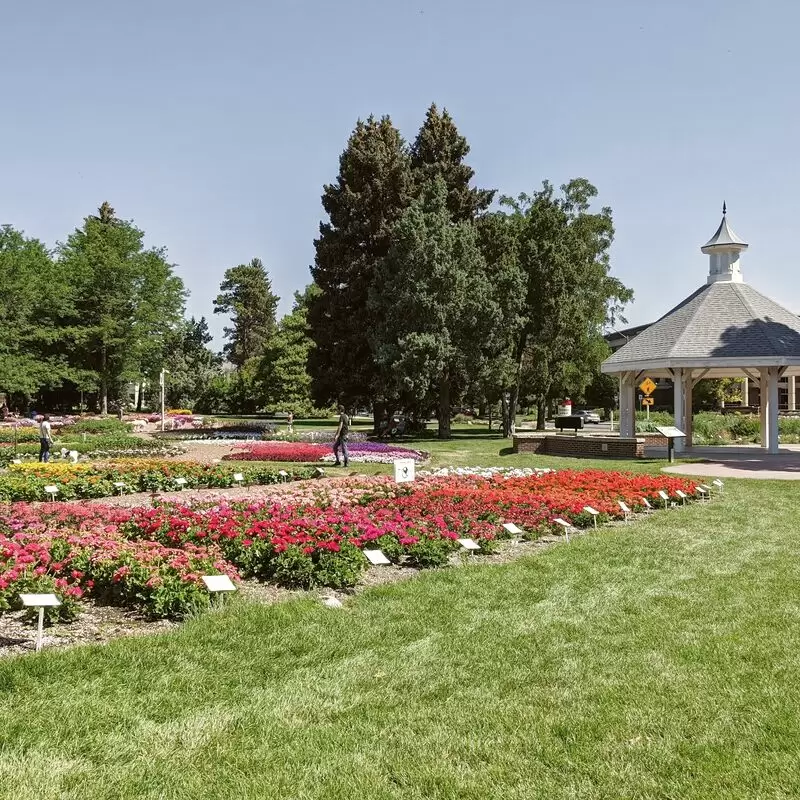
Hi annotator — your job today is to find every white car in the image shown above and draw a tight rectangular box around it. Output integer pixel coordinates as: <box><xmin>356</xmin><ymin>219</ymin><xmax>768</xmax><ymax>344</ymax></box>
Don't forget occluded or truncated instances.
<box><xmin>574</xmin><ymin>410</ymin><xmax>601</xmax><ymax>424</ymax></box>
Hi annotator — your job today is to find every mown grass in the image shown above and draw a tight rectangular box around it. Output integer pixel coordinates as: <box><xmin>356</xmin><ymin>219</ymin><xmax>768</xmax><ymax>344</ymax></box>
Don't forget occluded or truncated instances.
<box><xmin>224</xmin><ymin>421</ymin><xmax>677</xmax><ymax>476</ymax></box>
<box><xmin>1</xmin><ymin>479</ymin><xmax>799</xmax><ymax>798</ymax></box>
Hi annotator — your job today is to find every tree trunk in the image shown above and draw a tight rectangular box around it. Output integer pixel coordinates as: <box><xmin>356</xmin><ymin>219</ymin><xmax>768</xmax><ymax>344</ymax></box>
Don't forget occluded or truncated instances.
<box><xmin>487</xmin><ymin>404</ymin><xmax>492</xmax><ymax>432</ymax></box>
<box><xmin>372</xmin><ymin>398</ymin><xmax>387</xmax><ymax>436</ymax></box>
<box><xmin>438</xmin><ymin>375</ymin><xmax>451</xmax><ymax>440</ymax></box>
<box><xmin>503</xmin><ymin>334</ymin><xmax>527</xmax><ymax>437</ymax></box>
<box><xmin>536</xmin><ymin>396</ymin><xmax>547</xmax><ymax>430</ymax></box>
<box><xmin>100</xmin><ymin>345</ymin><xmax>108</xmax><ymax>415</ymax></box>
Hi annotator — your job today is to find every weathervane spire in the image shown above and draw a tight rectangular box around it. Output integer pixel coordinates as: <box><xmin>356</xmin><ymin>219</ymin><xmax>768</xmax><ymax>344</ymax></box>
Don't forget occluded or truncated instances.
<box><xmin>722</xmin><ymin>201</ymin><xmax>727</xmax><ymax>216</ymax></box>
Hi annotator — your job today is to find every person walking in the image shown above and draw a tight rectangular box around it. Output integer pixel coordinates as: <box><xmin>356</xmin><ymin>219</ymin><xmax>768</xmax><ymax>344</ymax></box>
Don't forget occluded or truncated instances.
<box><xmin>333</xmin><ymin>405</ymin><xmax>350</xmax><ymax>467</ymax></box>
<box><xmin>39</xmin><ymin>414</ymin><xmax>53</xmax><ymax>463</ymax></box>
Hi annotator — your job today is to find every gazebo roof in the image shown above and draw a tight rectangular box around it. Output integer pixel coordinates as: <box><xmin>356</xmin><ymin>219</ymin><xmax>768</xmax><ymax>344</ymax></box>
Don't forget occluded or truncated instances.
<box><xmin>701</xmin><ymin>210</ymin><xmax>748</xmax><ymax>251</ymax></box>
<box><xmin>602</xmin><ymin>281</ymin><xmax>800</xmax><ymax>373</ymax></box>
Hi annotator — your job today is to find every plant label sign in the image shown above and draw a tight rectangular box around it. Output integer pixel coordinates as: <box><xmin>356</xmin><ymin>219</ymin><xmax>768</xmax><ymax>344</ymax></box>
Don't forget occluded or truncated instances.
<box><xmin>618</xmin><ymin>501</ymin><xmax>632</xmax><ymax>515</ymax></box>
<box><xmin>457</xmin><ymin>538</ymin><xmax>481</xmax><ymax>551</ymax></box>
<box><xmin>174</xmin><ymin>477</ymin><xmax>188</xmax><ymax>486</ymax></box>
<box><xmin>19</xmin><ymin>593</ymin><xmax>61</xmax><ymax>608</ymax></box>
<box><xmin>394</xmin><ymin>459</ymin><xmax>415</xmax><ymax>483</ymax></box>
<box><xmin>44</xmin><ymin>485</ymin><xmax>58</xmax><ymax>495</ymax></box>
<box><xmin>233</xmin><ymin>473</ymin><xmax>244</xmax><ymax>482</ymax></box>
<box><xmin>655</xmin><ymin>426</ymin><xmax>686</xmax><ymax>439</ymax></box>
<box><xmin>583</xmin><ymin>506</ymin><xmax>599</xmax><ymax>516</ymax></box>
<box><xmin>363</xmin><ymin>549</ymin><xmax>391</xmax><ymax>566</ymax></box>
<box><xmin>201</xmin><ymin>575</ymin><xmax>237</xmax><ymax>593</ymax></box>
<box><xmin>658</xmin><ymin>490</ymin><xmax>670</xmax><ymax>501</ymax></box>
<box><xmin>502</xmin><ymin>522</ymin><xmax>523</xmax><ymax>535</ymax></box>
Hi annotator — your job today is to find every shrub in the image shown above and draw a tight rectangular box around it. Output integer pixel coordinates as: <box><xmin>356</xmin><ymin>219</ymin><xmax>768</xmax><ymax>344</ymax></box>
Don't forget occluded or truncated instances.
<box><xmin>405</xmin><ymin>538</ymin><xmax>457</xmax><ymax>569</ymax></box>
<box><xmin>68</xmin><ymin>418</ymin><xmax>131</xmax><ymax>435</ymax></box>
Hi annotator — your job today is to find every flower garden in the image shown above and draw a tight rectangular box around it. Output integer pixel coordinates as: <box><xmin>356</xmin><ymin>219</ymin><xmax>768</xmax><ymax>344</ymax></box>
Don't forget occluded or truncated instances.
<box><xmin>225</xmin><ymin>440</ymin><xmax>429</xmax><ymax>463</ymax></box>
<box><xmin>0</xmin><ymin>469</ymin><xmax>698</xmax><ymax>623</ymax></box>
<box><xmin>0</xmin><ymin>460</ymin><xmax>316</xmax><ymax>502</ymax></box>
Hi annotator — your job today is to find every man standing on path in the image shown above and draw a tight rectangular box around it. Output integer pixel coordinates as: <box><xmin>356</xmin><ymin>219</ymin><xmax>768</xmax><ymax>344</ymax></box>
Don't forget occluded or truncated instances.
<box><xmin>333</xmin><ymin>405</ymin><xmax>350</xmax><ymax>467</ymax></box>
<box><xmin>39</xmin><ymin>414</ymin><xmax>53</xmax><ymax>463</ymax></box>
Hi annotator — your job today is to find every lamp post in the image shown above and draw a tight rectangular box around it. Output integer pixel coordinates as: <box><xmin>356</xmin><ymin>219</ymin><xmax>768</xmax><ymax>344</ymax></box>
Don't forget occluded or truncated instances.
<box><xmin>159</xmin><ymin>370</ymin><xmax>168</xmax><ymax>432</ymax></box>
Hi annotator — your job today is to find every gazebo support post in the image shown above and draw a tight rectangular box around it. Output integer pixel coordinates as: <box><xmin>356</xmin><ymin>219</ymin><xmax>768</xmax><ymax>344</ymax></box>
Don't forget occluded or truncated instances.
<box><xmin>759</xmin><ymin>370</ymin><xmax>769</xmax><ymax>449</ymax></box>
<box><xmin>673</xmin><ymin>368</ymin><xmax>684</xmax><ymax>453</ymax></box>
<box><xmin>789</xmin><ymin>376</ymin><xmax>796</xmax><ymax>412</ymax></box>
<box><xmin>619</xmin><ymin>372</ymin><xmax>636</xmax><ymax>437</ymax></box>
<box><xmin>768</xmin><ymin>368</ymin><xmax>780</xmax><ymax>454</ymax></box>
<box><xmin>742</xmin><ymin>377</ymin><xmax>749</xmax><ymax>406</ymax></box>
<box><xmin>684</xmin><ymin>372</ymin><xmax>694</xmax><ymax>449</ymax></box>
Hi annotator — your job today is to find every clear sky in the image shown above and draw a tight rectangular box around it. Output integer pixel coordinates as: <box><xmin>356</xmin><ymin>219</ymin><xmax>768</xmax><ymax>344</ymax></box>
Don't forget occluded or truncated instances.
<box><xmin>3</xmin><ymin>0</ymin><xmax>799</xmax><ymax>345</ymax></box>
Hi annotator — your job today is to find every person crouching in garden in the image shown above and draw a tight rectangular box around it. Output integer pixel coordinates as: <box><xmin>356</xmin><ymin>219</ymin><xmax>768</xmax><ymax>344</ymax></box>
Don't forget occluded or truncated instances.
<box><xmin>39</xmin><ymin>414</ymin><xmax>53</xmax><ymax>462</ymax></box>
<box><xmin>333</xmin><ymin>405</ymin><xmax>350</xmax><ymax>467</ymax></box>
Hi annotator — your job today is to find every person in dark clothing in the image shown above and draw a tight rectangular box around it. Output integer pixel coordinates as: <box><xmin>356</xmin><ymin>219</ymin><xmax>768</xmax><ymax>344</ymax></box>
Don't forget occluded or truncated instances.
<box><xmin>39</xmin><ymin>414</ymin><xmax>53</xmax><ymax>463</ymax></box>
<box><xmin>333</xmin><ymin>405</ymin><xmax>350</xmax><ymax>467</ymax></box>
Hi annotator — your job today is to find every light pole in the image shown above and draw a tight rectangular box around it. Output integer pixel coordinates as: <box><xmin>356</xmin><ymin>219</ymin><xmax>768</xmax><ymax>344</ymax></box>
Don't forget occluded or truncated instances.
<box><xmin>159</xmin><ymin>369</ymin><xmax>169</xmax><ymax>432</ymax></box>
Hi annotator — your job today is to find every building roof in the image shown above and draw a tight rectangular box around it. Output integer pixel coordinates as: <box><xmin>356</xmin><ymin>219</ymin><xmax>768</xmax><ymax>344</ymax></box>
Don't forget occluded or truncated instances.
<box><xmin>601</xmin><ymin>281</ymin><xmax>800</xmax><ymax>372</ymax></box>
<box><xmin>701</xmin><ymin>214</ymin><xmax>748</xmax><ymax>251</ymax></box>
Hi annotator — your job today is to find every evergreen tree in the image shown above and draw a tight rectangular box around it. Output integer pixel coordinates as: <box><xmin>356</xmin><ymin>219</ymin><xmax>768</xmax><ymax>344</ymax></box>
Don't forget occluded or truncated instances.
<box><xmin>410</xmin><ymin>103</ymin><xmax>495</xmax><ymax>222</ymax></box>
<box><xmin>308</xmin><ymin>115</ymin><xmax>412</xmax><ymax>412</ymax></box>
<box><xmin>213</xmin><ymin>258</ymin><xmax>279</xmax><ymax>368</ymax></box>
<box><xmin>259</xmin><ymin>284</ymin><xmax>319</xmax><ymax>410</ymax></box>
<box><xmin>369</xmin><ymin>180</ymin><xmax>500</xmax><ymax>439</ymax></box>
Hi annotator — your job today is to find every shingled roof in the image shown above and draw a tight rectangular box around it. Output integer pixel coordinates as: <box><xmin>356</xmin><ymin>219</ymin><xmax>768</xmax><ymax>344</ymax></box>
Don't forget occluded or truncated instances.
<box><xmin>602</xmin><ymin>281</ymin><xmax>800</xmax><ymax>371</ymax></box>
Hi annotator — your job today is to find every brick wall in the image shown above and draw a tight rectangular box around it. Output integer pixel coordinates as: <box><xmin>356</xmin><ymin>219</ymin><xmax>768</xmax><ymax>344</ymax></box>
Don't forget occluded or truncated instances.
<box><xmin>513</xmin><ymin>433</ymin><xmax>645</xmax><ymax>459</ymax></box>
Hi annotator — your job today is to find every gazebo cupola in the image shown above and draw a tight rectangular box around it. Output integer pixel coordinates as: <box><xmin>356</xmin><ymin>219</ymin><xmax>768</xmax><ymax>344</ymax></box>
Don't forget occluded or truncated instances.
<box><xmin>702</xmin><ymin>202</ymin><xmax>748</xmax><ymax>284</ymax></box>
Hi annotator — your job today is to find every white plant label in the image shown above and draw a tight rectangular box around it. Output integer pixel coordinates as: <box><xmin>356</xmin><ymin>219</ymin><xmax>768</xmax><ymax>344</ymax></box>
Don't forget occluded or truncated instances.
<box><xmin>201</xmin><ymin>575</ymin><xmax>237</xmax><ymax>592</ymax></box>
<box><xmin>19</xmin><ymin>593</ymin><xmax>61</xmax><ymax>607</ymax></box>
<box><xmin>44</xmin><ymin>485</ymin><xmax>58</xmax><ymax>494</ymax></box>
<box><xmin>584</xmin><ymin>506</ymin><xmax>599</xmax><ymax>516</ymax></box>
<box><xmin>363</xmin><ymin>549</ymin><xmax>391</xmax><ymax>566</ymax></box>
<box><xmin>457</xmin><ymin>538</ymin><xmax>481</xmax><ymax>551</ymax></box>
<box><xmin>394</xmin><ymin>459</ymin><xmax>415</xmax><ymax>483</ymax></box>
<box><xmin>502</xmin><ymin>522</ymin><xmax>523</xmax><ymax>535</ymax></box>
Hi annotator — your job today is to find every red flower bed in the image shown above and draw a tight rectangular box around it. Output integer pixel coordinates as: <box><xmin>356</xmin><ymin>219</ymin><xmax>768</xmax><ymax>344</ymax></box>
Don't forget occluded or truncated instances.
<box><xmin>0</xmin><ymin>470</ymin><xmax>698</xmax><ymax>618</ymax></box>
<box><xmin>225</xmin><ymin>442</ymin><xmax>330</xmax><ymax>462</ymax></box>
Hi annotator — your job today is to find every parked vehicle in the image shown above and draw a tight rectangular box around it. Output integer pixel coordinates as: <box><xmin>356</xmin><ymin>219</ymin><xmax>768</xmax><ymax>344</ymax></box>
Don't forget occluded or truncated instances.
<box><xmin>574</xmin><ymin>410</ymin><xmax>601</xmax><ymax>424</ymax></box>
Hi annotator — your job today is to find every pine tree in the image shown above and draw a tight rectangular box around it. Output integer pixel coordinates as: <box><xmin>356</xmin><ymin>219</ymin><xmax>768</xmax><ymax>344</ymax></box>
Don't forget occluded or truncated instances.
<box><xmin>308</xmin><ymin>115</ymin><xmax>412</xmax><ymax>411</ymax></box>
<box><xmin>369</xmin><ymin>180</ymin><xmax>501</xmax><ymax>439</ymax></box>
<box><xmin>410</xmin><ymin>103</ymin><xmax>495</xmax><ymax>222</ymax></box>
<box><xmin>213</xmin><ymin>258</ymin><xmax>279</xmax><ymax>368</ymax></box>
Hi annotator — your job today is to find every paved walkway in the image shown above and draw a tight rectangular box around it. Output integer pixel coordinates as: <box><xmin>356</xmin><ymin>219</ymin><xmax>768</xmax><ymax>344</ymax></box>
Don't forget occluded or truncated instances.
<box><xmin>661</xmin><ymin>445</ymin><xmax>800</xmax><ymax>480</ymax></box>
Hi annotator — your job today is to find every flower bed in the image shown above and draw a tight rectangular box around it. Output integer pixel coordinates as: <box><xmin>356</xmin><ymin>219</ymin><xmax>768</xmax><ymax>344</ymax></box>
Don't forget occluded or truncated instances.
<box><xmin>0</xmin><ymin>460</ymin><xmax>317</xmax><ymax>503</ymax></box>
<box><xmin>0</xmin><ymin>470</ymin><xmax>698</xmax><ymax>620</ymax></box>
<box><xmin>226</xmin><ymin>441</ymin><xmax>428</xmax><ymax>464</ymax></box>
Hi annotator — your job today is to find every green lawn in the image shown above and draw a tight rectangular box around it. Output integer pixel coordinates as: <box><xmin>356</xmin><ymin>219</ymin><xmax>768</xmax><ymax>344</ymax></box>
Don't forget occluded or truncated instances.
<box><xmin>1</xmin><ymin>471</ymin><xmax>799</xmax><ymax>797</ymax></box>
<box><xmin>225</xmin><ymin>421</ymin><xmax>677</xmax><ymax>476</ymax></box>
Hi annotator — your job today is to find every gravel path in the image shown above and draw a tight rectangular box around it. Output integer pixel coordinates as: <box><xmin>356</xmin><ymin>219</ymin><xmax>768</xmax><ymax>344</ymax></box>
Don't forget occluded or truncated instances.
<box><xmin>86</xmin><ymin>473</ymin><xmax>359</xmax><ymax>508</ymax></box>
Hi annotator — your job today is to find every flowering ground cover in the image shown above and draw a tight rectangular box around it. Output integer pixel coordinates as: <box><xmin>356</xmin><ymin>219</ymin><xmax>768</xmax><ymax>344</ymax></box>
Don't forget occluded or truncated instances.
<box><xmin>227</xmin><ymin>440</ymin><xmax>429</xmax><ymax>463</ymax></box>
<box><xmin>0</xmin><ymin>470</ymin><xmax>696</xmax><ymax>620</ymax></box>
<box><xmin>0</xmin><ymin>460</ymin><xmax>317</xmax><ymax>502</ymax></box>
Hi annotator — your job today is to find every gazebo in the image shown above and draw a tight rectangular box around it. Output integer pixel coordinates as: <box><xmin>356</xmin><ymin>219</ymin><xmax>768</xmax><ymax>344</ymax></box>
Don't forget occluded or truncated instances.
<box><xmin>601</xmin><ymin>206</ymin><xmax>800</xmax><ymax>454</ymax></box>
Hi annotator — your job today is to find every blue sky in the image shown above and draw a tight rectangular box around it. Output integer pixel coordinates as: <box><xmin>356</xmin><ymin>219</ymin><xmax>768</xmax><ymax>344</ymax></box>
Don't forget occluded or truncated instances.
<box><xmin>3</xmin><ymin>0</ymin><xmax>799</xmax><ymax>345</ymax></box>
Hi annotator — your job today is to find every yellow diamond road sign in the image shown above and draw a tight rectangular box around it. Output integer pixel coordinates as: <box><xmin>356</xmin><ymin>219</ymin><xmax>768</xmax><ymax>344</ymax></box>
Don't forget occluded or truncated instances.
<box><xmin>639</xmin><ymin>378</ymin><xmax>657</xmax><ymax>396</ymax></box>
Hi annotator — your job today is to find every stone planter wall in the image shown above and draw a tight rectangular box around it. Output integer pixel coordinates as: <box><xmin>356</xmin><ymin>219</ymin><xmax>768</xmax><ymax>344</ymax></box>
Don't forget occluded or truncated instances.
<box><xmin>513</xmin><ymin>433</ymin><xmax>645</xmax><ymax>459</ymax></box>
